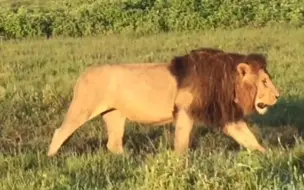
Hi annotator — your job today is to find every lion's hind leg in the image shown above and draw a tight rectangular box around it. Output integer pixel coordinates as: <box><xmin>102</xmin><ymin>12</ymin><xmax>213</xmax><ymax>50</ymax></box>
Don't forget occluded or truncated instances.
<box><xmin>102</xmin><ymin>110</ymin><xmax>126</xmax><ymax>154</ymax></box>
<box><xmin>47</xmin><ymin>97</ymin><xmax>109</xmax><ymax>157</ymax></box>
<box><xmin>223</xmin><ymin>121</ymin><xmax>266</xmax><ymax>153</ymax></box>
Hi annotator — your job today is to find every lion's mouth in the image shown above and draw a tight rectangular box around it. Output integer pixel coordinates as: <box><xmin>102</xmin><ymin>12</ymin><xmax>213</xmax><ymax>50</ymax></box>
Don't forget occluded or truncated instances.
<box><xmin>257</xmin><ymin>103</ymin><xmax>268</xmax><ymax>109</ymax></box>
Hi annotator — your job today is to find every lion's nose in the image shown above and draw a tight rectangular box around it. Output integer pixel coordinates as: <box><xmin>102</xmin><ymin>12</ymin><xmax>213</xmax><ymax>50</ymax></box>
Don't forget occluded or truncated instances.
<box><xmin>275</xmin><ymin>89</ymin><xmax>281</xmax><ymax>99</ymax></box>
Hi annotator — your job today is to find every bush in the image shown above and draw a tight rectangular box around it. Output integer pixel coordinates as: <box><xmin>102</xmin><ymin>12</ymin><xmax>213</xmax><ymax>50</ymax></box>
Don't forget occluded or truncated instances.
<box><xmin>0</xmin><ymin>0</ymin><xmax>303</xmax><ymax>39</ymax></box>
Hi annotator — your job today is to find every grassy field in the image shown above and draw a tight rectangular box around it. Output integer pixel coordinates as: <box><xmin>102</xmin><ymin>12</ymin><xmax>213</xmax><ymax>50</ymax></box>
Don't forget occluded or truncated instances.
<box><xmin>1</xmin><ymin>25</ymin><xmax>304</xmax><ymax>189</ymax></box>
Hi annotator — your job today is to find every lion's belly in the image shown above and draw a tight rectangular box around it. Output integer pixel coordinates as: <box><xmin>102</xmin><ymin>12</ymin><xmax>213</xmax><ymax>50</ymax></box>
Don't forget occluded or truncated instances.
<box><xmin>118</xmin><ymin>102</ymin><xmax>174</xmax><ymax>124</ymax></box>
<box><xmin>110</xmin><ymin>64</ymin><xmax>177</xmax><ymax>124</ymax></box>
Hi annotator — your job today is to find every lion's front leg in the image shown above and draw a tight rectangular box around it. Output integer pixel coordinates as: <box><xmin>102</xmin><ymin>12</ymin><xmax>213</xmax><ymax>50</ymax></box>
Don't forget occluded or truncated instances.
<box><xmin>174</xmin><ymin>109</ymin><xmax>194</xmax><ymax>154</ymax></box>
<box><xmin>223</xmin><ymin>121</ymin><xmax>266</xmax><ymax>153</ymax></box>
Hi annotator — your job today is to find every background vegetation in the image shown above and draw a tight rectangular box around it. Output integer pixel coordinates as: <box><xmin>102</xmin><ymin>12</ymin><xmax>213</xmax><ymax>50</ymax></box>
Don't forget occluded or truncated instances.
<box><xmin>1</xmin><ymin>25</ymin><xmax>304</xmax><ymax>189</ymax></box>
<box><xmin>0</xmin><ymin>0</ymin><xmax>303</xmax><ymax>39</ymax></box>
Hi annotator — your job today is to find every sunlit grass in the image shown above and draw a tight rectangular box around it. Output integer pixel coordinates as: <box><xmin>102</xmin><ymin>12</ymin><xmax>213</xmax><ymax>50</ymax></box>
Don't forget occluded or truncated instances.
<box><xmin>0</xmin><ymin>25</ymin><xmax>304</xmax><ymax>189</ymax></box>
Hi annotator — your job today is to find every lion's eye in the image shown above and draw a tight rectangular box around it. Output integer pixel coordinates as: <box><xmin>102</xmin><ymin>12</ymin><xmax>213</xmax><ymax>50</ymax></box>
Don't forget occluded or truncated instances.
<box><xmin>262</xmin><ymin>80</ymin><xmax>267</xmax><ymax>86</ymax></box>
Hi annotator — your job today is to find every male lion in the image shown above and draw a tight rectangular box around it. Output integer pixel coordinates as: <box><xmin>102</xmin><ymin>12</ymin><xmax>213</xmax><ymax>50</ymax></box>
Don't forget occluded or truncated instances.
<box><xmin>47</xmin><ymin>47</ymin><xmax>280</xmax><ymax>156</ymax></box>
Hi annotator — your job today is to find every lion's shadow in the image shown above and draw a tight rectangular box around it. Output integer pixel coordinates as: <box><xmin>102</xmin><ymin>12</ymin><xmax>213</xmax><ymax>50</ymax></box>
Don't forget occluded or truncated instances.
<box><xmin>252</xmin><ymin>97</ymin><xmax>304</xmax><ymax>128</ymax></box>
<box><xmin>248</xmin><ymin>96</ymin><xmax>304</xmax><ymax>148</ymax></box>
<box><xmin>63</xmin><ymin>123</ymin><xmax>175</xmax><ymax>157</ymax></box>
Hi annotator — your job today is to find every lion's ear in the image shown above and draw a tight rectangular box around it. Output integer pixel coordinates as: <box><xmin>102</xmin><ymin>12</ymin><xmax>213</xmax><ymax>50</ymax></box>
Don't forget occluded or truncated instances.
<box><xmin>237</xmin><ymin>63</ymin><xmax>251</xmax><ymax>77</ymax></box>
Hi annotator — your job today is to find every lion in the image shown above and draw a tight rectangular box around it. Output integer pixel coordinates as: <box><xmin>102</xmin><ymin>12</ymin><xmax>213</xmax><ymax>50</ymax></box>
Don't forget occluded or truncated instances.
<box><xmin>47</xmin><ymin>47</ymin><xmax>280</xmax><ymax>156</ymax></box>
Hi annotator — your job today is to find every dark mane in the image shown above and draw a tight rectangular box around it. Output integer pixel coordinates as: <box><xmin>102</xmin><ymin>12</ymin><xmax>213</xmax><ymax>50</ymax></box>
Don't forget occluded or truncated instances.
<box><xmin>168</xmin><ymin>47</ymin><xmax>268</xmax><ymax>127</ymax></box>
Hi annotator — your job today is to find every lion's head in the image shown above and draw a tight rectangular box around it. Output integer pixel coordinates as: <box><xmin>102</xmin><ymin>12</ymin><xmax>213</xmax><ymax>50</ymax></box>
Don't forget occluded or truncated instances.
<box><xmin>169</xmin><ymin>48</ymin><xmax>280</xmax><ymax>127</ymax></box>
<box><xmin>234</xmin><ymin>54</ymin><xmax>280</xmax><ymax>115</ymax></box>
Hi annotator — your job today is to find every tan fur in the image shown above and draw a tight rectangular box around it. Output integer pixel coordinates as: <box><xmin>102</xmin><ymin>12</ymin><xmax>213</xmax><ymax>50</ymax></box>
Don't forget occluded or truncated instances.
<box><xmin>47</xmin><ymin>48</ymin><xmax>280</xmax><ymax>156</ymax></box>
<box><xmin>223</xmin><ymin>121</ymin><xmax>266</xmax><ymax>153</ymax></box>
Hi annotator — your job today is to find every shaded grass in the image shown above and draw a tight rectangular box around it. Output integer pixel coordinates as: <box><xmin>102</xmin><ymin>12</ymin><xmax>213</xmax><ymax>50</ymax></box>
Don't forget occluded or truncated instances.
<box><xmin>0</xmin><ymin>25</ymin><xmax>304</xmax><ymax>189</ymax></box>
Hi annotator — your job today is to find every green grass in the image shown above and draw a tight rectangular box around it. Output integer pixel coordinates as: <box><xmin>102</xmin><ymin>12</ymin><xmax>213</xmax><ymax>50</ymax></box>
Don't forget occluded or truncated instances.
<box><xmin>1</xmin><ymin>25</ymin><xmax>304</xmax><ymax>189</ymax></box>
